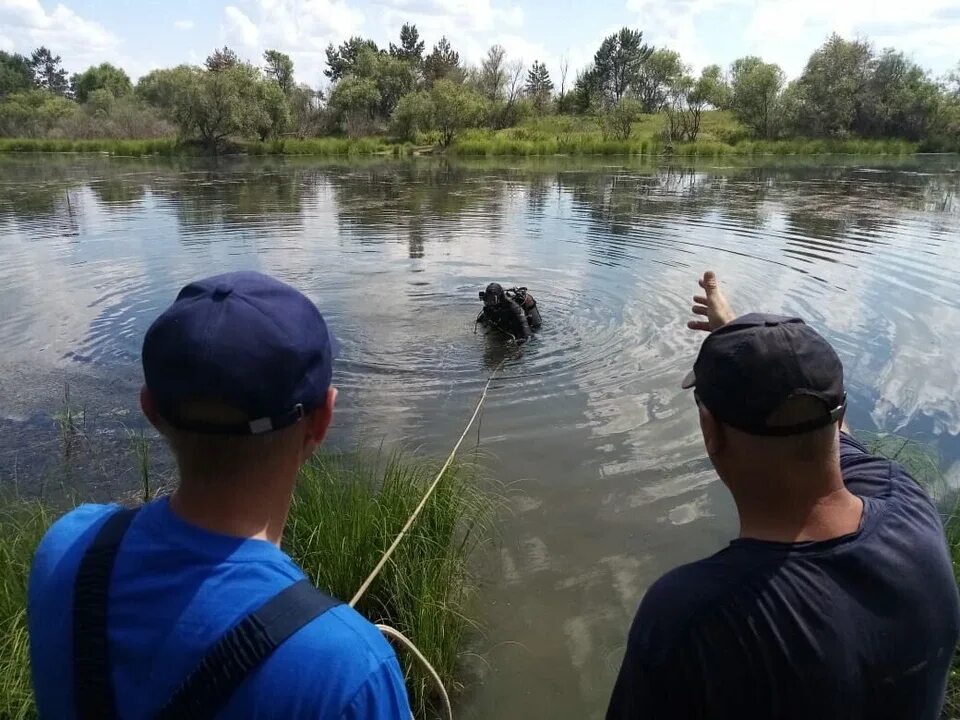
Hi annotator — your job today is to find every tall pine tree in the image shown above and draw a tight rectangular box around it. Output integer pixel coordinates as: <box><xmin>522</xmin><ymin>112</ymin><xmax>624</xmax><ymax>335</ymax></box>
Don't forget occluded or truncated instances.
<box><xmin>389</xmin><ymin>23</ymin><xmax>425</xmax><ymax>64</ymax></box>
<box><xmin>423</xmin><ymin>36</ymin><xmax>461</xmax><ymax>85</ymax></box>
<box><xmin>525</xmin><ymin>60</ymin><xmax>554</xmax><ymax>112</ymax></box>
<box><xmin>30</xmin><ymin>47</ymin><xmax>69</xmax><ymax>96</ymax></box>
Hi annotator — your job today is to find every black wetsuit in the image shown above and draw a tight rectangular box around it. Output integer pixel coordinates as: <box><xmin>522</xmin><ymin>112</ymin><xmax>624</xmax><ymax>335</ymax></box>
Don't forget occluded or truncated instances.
<box><xmin>480</xmin><ymin>295</ymin><xmax>541</xmax><ymax>341</ymax></box>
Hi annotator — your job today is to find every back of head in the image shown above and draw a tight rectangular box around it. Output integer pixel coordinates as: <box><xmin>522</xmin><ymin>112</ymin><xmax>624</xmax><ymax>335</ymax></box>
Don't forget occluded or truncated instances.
<box><xmin>683</xmin><ymin>314</ymin><xmax>846</xmax><ymax>488</ymax></box>
<box><xmin>141</xmin><ymin>271</ymin><xmax>338</xmax><ymax>488</ymax></box>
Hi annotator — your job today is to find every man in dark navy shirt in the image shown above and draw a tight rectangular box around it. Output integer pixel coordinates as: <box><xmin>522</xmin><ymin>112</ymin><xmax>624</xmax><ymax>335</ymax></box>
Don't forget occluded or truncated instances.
<box><xmin>607</xmin><ymin>271</ymin><xmax>960</xmax><ymax>720</ymax></box>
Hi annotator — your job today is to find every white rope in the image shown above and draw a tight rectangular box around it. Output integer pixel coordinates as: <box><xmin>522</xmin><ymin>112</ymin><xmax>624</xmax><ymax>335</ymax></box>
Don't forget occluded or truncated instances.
<box><xmin>349</xmin><ymin>355</ymin><xmax>508</xmax><ymax>608</ymax></box>
<box><xmin>378</xmin><ymin>624</ymin><xmax>454</xmax><ymax>720</ymax></box>
<box><xmin>351</xmin><ymin>355</ymin><xmax>511</xmax><ymax>720</ymax></box>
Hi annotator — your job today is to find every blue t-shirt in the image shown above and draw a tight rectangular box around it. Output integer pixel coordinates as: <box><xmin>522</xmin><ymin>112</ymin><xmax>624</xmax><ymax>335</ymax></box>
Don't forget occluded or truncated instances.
<box><xmin>28</xmin><ymin>496</ymin><xmax>411</xmax><ymax>719</ymax></box>
<box><xmin>607</xmin><ymin>433</ymin><xmax>960</xmax><ymax>720</ymax></box>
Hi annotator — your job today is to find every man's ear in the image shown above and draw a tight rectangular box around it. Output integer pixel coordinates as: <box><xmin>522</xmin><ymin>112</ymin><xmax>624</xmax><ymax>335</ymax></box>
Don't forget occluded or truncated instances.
<box><xmin>140</xmin><ymin>386</ymin><xmax>162</xmax><ymax>431</ymax></box>
<box><xmin>303</xmin><ymin>387</ymin><xmax>337</xmax><ymax>454</ymax></box>
<box><xmin>698</xmin><ymin>403</ymin><xmax>724</xmax><ymax>457</ymax></box>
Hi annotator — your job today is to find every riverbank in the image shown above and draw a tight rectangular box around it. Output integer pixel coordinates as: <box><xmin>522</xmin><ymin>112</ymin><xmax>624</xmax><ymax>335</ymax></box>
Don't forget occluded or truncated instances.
<box><xmin>0</xmin><ymin>111</ymin><xmax>945</xmax><ymax>158</ymax></box>
<box><xmin>0</xmin><ymin>448</ymin><xmax>494</xmax><ymax>719</ymax></box>
<box><xmin>0</xmin><ymin>135</ymin><xmax>925</xmax><ymax>158</ymax></box>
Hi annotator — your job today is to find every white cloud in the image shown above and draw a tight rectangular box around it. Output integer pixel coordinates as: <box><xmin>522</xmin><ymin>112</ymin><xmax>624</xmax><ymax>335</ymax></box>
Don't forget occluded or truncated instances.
<box><xmin>174</xmin><ymin>19</ymin><xmax>195</xmax><ymax>31</ymax></box>
<box><xmin>224</xmin><ymin>6</ymin><xmax>260</xmax><ymax>47</ymax></box>
<box><xmin>0</xmin><ymin>0</ymin><xmax>120</xmax><ymax>63</ymax></box>
<box><xmin>220</xmin><ymin>0</ymin><xmax>365</xmax><ymax>83</ymax></box>
<box><xmin>626</xmin><ymin>0</ymin><xmax>960</xmax><ymax>77</ymax></box>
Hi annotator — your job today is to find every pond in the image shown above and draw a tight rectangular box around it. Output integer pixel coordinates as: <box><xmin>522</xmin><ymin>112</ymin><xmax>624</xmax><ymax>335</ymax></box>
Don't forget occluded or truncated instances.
<box><xmin>1</xmin><ymin>153</ymin><xmax>959</xmax><ymax>719</ymax></box>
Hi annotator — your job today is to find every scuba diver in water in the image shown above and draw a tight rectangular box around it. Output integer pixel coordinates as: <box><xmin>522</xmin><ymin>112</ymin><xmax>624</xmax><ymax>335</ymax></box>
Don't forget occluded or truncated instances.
<box><xmin>477</xmin><ymin>283</ymin><xmax>542</xmax><ymax>343</ymax></box>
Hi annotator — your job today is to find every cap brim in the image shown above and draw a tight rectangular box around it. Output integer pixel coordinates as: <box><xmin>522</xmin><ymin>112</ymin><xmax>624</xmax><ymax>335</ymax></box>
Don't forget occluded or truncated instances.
<box><xmin>681</xmin><ymin>369</ymin><xmax>697</xmax><ymax>389</ymax></box>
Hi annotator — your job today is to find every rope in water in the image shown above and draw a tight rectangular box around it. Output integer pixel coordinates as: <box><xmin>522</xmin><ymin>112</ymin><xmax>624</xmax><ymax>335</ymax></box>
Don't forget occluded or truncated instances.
<box><xmin>350</xmin><ymin>354</ymin><xmax>512</xmax><ymax>720</ymax></box>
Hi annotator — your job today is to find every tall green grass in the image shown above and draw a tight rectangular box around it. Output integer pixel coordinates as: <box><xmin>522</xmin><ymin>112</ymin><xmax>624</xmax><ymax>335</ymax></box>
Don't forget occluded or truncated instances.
<box><xmin>286</xmin><ymin>449</ymin><xmax>494</xmax><ymax>717</ymax></box>
<box><xmin>0</xmin><ymin>137</ymin><xmax>414</xmax><ymax>157</ymax></box>
<box><xmin>864</xmin><ymin>433</ymin><xmax>960</xmax><ymax>717</ymax></box>
<box><xmin>0</xmin><ymin>448</ymin><xmax>493</xmax><ymax>719</ymax></box>
<box><xmin>0</xmin><ymin>110</ymin><xmax>928</xmax><ymax>158</ymax></box>
<box><xmin>0</xmin><ymin>499</ymin><xmax>52</xmax><ymax>720</ymax></box>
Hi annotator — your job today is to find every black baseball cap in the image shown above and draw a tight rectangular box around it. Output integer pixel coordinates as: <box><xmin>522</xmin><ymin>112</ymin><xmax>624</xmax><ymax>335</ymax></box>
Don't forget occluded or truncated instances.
<box><xmin>142</xmin><ymin>271</ymin><xmax>338</xmax><ymax>435</ymax></box>
<box><xmin>681</xmin><ymin>313</ymin><xmax>846</xmax><ymax>436</ymax></box>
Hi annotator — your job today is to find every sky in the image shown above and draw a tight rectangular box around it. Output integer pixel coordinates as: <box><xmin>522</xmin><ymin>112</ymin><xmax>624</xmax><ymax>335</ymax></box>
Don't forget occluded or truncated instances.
<box><xmin>1</xmin><ymin>0</ymin><xmax>959</xmax><ymax>90</ymax></box>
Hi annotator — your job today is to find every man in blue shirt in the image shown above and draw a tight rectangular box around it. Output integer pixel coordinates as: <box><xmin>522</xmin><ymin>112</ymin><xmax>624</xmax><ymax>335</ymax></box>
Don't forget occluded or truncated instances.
<box><xmin>29</xmin><ymin>272</ymin><xmax>412</xmax><ymax>719</ymax></box>
<box><xmin>607</xmin><ymin>271</ymin><xmax>960</xmax><ymax>720</ymax></box>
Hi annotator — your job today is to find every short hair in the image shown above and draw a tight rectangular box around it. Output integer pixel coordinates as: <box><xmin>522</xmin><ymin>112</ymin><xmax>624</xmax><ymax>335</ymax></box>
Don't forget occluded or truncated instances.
<box><xmin>161</xmin><ymin>401</ymin><xmax>304</xmax><ymax>483</ymax></box>
<box><xmin>751</xmin><ymin>395</ymin><xmax>840</xmax><ymax>460</ymax></box>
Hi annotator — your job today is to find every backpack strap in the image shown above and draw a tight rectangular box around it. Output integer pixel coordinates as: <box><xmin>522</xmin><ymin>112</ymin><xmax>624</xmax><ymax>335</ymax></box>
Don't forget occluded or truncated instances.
<box><xmin>153</xmin><ymin>578</ymin><xmax>341</xmax><ymax>720</ymax></box>
<box><xmin>73</xmin><ymin>507</ymin><xmax>141</xmax><ymax>720</ymax></box>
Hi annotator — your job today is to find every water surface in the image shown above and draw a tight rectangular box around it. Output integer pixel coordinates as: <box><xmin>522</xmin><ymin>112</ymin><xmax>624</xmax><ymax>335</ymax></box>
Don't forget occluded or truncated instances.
<box><xmin>1</xmin><ymin>154</ymin><xmax>959</xmax><ymax>718</ymax></box>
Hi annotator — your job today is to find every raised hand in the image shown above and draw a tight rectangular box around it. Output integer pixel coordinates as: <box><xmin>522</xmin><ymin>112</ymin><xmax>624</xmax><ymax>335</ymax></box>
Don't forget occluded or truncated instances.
<box><xmin>687</xmin><ymin>271</ymin><xmax>736</xmax><ymax>332</ymax></box>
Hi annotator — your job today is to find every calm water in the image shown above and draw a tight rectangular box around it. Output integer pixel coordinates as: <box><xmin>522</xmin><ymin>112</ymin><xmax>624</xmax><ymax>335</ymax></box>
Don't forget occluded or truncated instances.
<box><xmin>2</xmin><ymin>154</ymin><xmax>960</xmax><ymax>718</ymax></box>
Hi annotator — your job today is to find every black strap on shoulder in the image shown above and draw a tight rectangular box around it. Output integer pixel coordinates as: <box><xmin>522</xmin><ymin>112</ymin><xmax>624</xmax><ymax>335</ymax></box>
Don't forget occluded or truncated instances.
<box><xmin>73</xmin><ymin>507</ymin><xmax>140</xmax><ymax>720</ymax></box>
<box><xmin>154</xmin><ymin>579</ymin><xmax>341</xmax><ymax>720</ymax></box>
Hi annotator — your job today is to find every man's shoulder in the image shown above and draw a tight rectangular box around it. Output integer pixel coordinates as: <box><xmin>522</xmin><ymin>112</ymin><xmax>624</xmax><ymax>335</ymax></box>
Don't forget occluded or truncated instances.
<box><xmin>283</xmin><ymin>602</ymin><xmax>398</xmax><ymax>667</ymax></box>
<box><xmin>31</xmin><ymin>503</ymin><xmax>120</xmax><ymax>585</ymax></box>
<box><xmin>247</xmin><ymin>602</ymin><xmax>408</xmax><ymax>717</ymax></box>
<box><xmin>629</xmin><ymin>550</ymin><xmax>754</xmax><ymax>664</ymax></box>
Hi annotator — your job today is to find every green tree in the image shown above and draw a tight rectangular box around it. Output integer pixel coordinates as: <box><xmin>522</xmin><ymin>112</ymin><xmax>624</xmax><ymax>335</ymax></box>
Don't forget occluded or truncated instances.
<box><xmin>327</xmin><ymin>76</ymin><xmax>381</xmax><ymax>136</ymax></box>
<box><xmin>423</xmin><ymin>37</ymin><xmax>462</xmax><ymax>86</ymax></box>
<box><xmin>792</xmin><ymin>34</ymin><xmax>874</xmax><ymax>137</ymax></box>
<box><xmin>592</xmin><ymin>28</ymin><xmax>653</xmax><ymax>104</ymax></box>
<box><xmin>597</xmin><ymin>96</ymin><xmax>642</xmax><ymax>140</ymax></box>
<box><xmin>524</xmin><ymin>60</ymin><xmax>553</xmax><ymax>113</ymax></box>
<box><xmin>635</xmin><ymin>48</ymin><xmax>683</xmax><ymax>113</ymax></box>
<box><xmin>171</xmin><ymin>64</ymin><xmax>283</xmax><ymax>148</ymax></box>
<box><xmin>263</xmin><ymin>50</ymin><xmax>295</xmax><ymax>94</ymax></box>
<box><xmin>430</xmin><ymin>79</ymin><xmax>484</xmax><ymax>146</ymax></box>
<box><xmin>70</xmin><ymin>63</ymin><xmax>132</xmax><ymax>103</ymax></box>
<box><xmin>360</xmin><ymin>48</ymin><xmax>416</xmax><ymax>119</ymax></box>
<box><xmin>391</xmin><ymin>90</ymin><xmax>433</xmax><ymax>140</ymax></box>
<box><xmin>136</xmin><ymin>65</ymin><xmax>200</xmax><ymax>112</ymax></box>
<box><xmin>858</xmin><ymin>49</ymin><xmax>941</xmax><ymax>139</ymax></box>
<box><xmin>0</xmin><ymin>51</ymin><xmax>33</xmax><ymax>98</ymax></box>
<box><xmin>287</xmin><ymin>83</ymin><xmax>323</xmax><ymax>137</ymax></box>
<box><xmin>325</xmin><ymin>37</ymin><xmax>379</xmax><ymax>82</ymax></box>
<box><xmin>388</xmin><ymin>23</ymin><xmax>425</xmax><ymax>64</ymax></box>
<box><xmin>205</xmin><ymin>46</ymin><xmax>240</xmax><ymax>72</ymax></box>
<box><xmin>572</xmin><ymin>64</ymin><xmax>601</xmax><ymax>112</ymax></box>
<box><xmin>947</xmin><ymin>62</ymin><xmax>960</xmax><ymax>99</ymax></box>
<box><xmin>252</xmin><ymin>78</ymin><xmax>290</xmax><ymax>140</ymax></box>
<box><xmin>729</xmin><ymin>56</ymin><xmax>785</xmax><ymax>138</ymax></box>
<box><xmin>697</xmin><ymin>64</ymin><xmax>730</xmax><ymax>109</ymax></box>
<box><xmin>479</xmin><ymin>45</ymin><xmax>507</xmax><ymax>101</ymax></box>
<box><xmin>0</xmin><ymin>89</ymin><xmax>75</xmax><ymax>136</ymax></box>
<box><xmin>30</xmin><ymin>47</ymin><xmax>69</xmax><ymax>96</ymax></box>
<box><xmin>665</xmin><ymin>68</ymin><xmax>714</xmax><ymax>142</ymax></box>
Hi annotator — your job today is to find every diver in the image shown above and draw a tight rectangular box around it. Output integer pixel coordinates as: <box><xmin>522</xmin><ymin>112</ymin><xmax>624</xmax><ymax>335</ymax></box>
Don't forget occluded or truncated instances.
<box><xmin>477</xmin><ymin>283</ymin><xmax>542</xmax><ymax>343</ymax></box>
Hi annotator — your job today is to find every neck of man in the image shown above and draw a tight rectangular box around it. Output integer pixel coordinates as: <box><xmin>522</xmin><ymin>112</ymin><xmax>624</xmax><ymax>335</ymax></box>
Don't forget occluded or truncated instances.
<box><xmin>169</xmin><ymin>466</ymin><xmax>297</xmax><ymax>546</ymax></box>
<box><xmin>728</xmin><ymin>461</ymin><xmax>863</xmax><ymax>544</ymax></box>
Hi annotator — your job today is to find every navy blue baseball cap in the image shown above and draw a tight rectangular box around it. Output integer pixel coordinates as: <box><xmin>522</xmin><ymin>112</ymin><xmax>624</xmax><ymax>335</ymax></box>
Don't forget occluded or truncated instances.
<box><xmin>681</xmin><ymin>313</ymin><xmax>846</xmax><ymax>436</ymax></box>
<box><xmin>142</xmin><ymin>271</ymin><xmax>338</xmax><ymax>435</ymax></box>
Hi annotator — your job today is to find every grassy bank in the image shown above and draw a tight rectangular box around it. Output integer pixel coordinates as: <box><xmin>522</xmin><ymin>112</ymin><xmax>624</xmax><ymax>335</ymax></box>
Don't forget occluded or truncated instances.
<box><xmin>0</xmin><ymin>112</ymin><xmax>939</xmax><ymax>158</ymax></box>
<box><xmin>0</xmin><ymin>137</ymin><xmax>416</xmax><ymax>157</ymax></box>
<box><xmin>0</xmin><ymin>500</ymin><xmax>51</xmax><ymax>720</ymax></box>
<box><xmin>0</xmin><ymin>448</ymin><xmax>493</xmax><ymax>719</ymax></box>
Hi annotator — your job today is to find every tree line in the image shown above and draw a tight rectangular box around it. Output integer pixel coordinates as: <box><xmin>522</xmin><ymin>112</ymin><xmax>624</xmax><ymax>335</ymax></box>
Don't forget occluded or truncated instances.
<box><xmin>1</xmin><ymin>27</ymin><xmax>958</xmax><ymax>150</ymax></box>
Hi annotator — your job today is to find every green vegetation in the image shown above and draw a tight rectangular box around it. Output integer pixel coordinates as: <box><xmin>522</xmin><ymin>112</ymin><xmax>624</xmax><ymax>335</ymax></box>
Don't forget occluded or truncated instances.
<box><xmin>0</xmin><ymin>498</ymin><xmax>52</xmax><ymax>720</ymax></box>
<box><xmin>1</xmin><ymin>27</ymin><xmax>957</xmax><ymax>155</ymax></box>
<box><xmin>863</xmin><ymin>433</ymin><xmax>960</xmax><ymax>717</ymax></box>
<box><xmin>0</xmin><ymin>448</ymin><xmax>493</xmax><ymax>719</ymax></box>
<box><xmin>287</xmin><ymin>450</ymin><xmax>494</xmax><ymax>717</ymax></box>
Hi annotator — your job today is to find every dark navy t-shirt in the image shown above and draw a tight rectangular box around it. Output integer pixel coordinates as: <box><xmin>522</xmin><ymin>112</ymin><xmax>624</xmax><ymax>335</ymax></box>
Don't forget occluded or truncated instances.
<box><xmin>607</xmin><ymin>433</ymin><xmax>960</xmax><ymax>720</ymax></box>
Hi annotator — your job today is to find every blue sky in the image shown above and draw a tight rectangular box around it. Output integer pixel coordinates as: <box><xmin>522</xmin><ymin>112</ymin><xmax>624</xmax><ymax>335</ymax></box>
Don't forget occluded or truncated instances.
<box><xmin>2</xmin><ymin>0</ymin><xmax>958</xmax><ymax>89</ymax></box>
